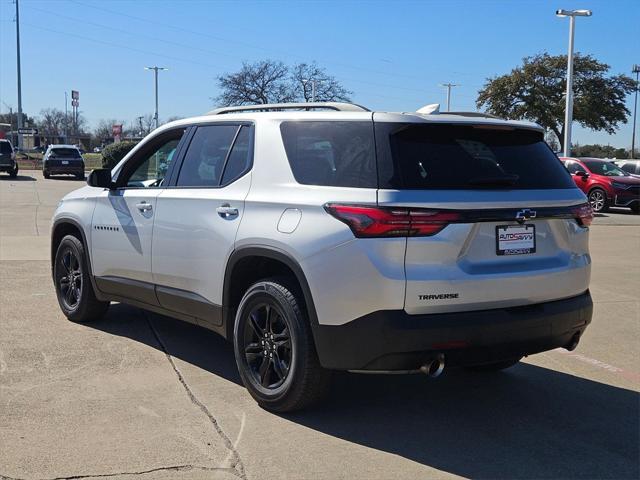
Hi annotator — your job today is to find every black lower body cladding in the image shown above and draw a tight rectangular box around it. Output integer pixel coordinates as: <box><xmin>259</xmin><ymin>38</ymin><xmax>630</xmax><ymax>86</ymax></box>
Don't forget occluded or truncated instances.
<box><xmin>312</xmin><ymin>291</ymin><xmax>593</xmax><ymax>371</ymax></box>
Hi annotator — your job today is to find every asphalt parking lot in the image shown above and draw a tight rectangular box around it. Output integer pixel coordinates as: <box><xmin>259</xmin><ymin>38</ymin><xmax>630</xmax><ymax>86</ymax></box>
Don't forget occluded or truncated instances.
<box><xmin>1</xmin><ymin>171</ymin><xmax>638</xmax><ymax>480</ymax></box>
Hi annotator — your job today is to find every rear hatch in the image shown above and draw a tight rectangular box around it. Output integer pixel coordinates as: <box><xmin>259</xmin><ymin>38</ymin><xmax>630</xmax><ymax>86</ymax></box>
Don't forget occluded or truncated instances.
<box><xmin>374</xmin><ymin>116</ymin><xmax>592</xmax><ymax>314</ymax></box>
<box><xmin>48</xmin><ymin>147</ymin><xmax>83</xmax><ymax>166</ymax></box>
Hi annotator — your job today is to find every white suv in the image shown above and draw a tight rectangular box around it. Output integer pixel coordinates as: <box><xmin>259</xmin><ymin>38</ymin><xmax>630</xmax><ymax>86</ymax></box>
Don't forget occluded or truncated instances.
<box><xmin>51</xmin><ymin>103</ymin><xmax>593</xmax><ymax>411</ymax></box>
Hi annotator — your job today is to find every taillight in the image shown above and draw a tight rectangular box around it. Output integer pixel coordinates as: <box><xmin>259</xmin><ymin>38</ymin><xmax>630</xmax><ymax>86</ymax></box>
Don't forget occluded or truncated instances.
<box><xmin>324</xmin><ymin>204</ymin><xmax>461</xmax><ymax>238</ymax></box>
<box><xmin>572</xmin><ymin>203</ymin><xmax>593</xmax><ymax>227</ymax></box>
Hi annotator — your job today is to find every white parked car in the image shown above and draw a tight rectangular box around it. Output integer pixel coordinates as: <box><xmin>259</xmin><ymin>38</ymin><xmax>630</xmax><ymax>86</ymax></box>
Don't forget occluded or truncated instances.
<box><xmin>51</xmin><ymin>102</ymin><xmax>593</xmax><ymax>411</ymax></box>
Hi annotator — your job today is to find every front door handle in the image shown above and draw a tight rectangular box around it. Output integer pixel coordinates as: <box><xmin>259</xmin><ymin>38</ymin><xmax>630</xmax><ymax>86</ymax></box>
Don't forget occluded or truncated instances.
<box><xmin>216</xmin><ymin>204</ymin><xmax>239</xmax><ymax>218</ymax></box>
<box><xmin>136</xmin><ymin>201</ymin><xmax>153</xmax><ymax>213</ymax></box>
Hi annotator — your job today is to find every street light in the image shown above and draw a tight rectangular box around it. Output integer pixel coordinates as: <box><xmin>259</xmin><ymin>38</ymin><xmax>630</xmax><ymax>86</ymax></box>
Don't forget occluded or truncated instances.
<box><xmin>556</xmin><ymin>8</ymin><xmax>592</xmax><ymax>157</ymax></box>
<box><xmin>145</xmin><ymin>66</ymin><xmax>168</xmax><ymax>129</ymax></box>
<box><xmin>631</xmin><ymin>64</ymin><xmax>640</xmax><ymax>158</ymax></box>
<box><xmin>439</xmin><ymin>83</ymin><xmax>460</xmax><ymax>111</ymax></box>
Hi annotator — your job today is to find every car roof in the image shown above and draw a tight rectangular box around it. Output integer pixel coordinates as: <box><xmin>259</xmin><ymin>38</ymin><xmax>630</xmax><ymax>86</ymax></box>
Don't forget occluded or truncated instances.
<box><xmin>155</xmin><ymin>110</ymin><xmax>543</xmax><ymax>137</ymax></box>
<box><xmin>49</xmin><ymin>144</ymin><xmax>79</xmax><ymax>149</ymax></box>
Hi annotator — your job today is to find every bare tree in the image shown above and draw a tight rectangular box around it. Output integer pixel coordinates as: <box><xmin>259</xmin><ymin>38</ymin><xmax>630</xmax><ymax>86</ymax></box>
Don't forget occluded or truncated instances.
<box><xmin>291</xmin><ymin>62</ymin><xmax>352</xmax><ymax>102</ymax></box>
<box><xmin>93</xmin><ymin>119</ymin><xmax>124</xmax><ymax>143</ymax></box>
<box><xmin>37</xmin><ymin>108</ymin><xmax>67</xmax><ymax>137</ymax></box>
<box><xmin>215</xmin><ymin>60</ymin><xmax>296</xmax><ymax>106</ymax></box>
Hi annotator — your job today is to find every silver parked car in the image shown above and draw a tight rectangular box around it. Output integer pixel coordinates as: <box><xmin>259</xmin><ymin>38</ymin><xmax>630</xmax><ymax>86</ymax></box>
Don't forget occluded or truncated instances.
<box><xmin>51</xmin><ymin>102</ymin><xmax>593</xmax><ymax>411</ymax></box>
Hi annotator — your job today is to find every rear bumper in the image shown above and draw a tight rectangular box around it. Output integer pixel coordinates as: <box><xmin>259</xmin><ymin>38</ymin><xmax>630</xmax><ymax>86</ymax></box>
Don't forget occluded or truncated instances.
<box><xmin>45</xmin><ymin>166</ymin><xmax>84</xmax><ymax>175</ymax></box>
<box><xmin>614</xmin><ymin>192</ymin><xmax>640</xmax><ymax>207</ymax></box>
<box><xmin>312</xmin><ymin>291</ymin><xmax>593</xmax><ymax>370</ymax></box>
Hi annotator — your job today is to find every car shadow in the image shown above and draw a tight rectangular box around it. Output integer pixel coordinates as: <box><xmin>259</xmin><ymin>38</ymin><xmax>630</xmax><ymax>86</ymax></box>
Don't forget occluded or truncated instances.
<box><xmin>91</xmin><ymin>303</ymin><xmax>639</xmax><ymax>480</ymax></box>
<box><xmin>0</xmin><ymin>174</ymin><xmax>36</xmax><ymax>181</ymax></box>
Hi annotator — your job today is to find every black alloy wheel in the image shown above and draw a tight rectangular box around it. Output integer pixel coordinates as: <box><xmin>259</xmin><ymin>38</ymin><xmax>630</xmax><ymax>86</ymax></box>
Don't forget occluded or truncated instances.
<box><xmin>57</xmin><ymin>247</ymin><xmax>83</xmax><ymax>310</ymax></box>
<box><xmin>242</xmin><ymin>303</ymin><xmax>292</xmax><ymax>390</ymax></box>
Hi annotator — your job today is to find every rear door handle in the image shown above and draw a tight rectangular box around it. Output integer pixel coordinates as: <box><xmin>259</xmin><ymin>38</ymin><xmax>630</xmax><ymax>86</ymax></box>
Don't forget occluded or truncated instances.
<box><xmin>136</xmin><ymin>201</ymin><xmax>153</xmax><ymax>212</ymax></box>
<box><xmin>216</xmin><ymin>204</ymin><xmax>239</xmax><ymax>218</ymax></box>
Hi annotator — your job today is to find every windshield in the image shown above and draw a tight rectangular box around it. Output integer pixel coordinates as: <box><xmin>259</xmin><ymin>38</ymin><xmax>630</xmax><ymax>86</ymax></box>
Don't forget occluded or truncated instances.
<box><xmin>50</xmin><ymin>148</ymin><xmax>81</xmax><ymax>158</ymax></box>
<box><xmin>375</xmin><ymin>123</ymin><xmax>575</xmax><ymax>190</ymax></box>
<box><xmin>582</xmin><ymin>160</ymin><xmax>628</xmax><ymax>177</ymax></box>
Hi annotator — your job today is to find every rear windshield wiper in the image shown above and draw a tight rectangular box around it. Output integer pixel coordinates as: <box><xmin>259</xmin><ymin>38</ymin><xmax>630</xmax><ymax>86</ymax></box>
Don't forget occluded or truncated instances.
<box><xmin>466</xmin><ymin>174</ymin><xmax>519</xmax><ymax>187</ymax></box>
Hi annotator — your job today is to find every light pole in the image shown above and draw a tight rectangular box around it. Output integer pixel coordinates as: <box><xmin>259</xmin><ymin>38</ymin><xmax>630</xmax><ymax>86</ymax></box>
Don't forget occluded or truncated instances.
<box><xmin>145</xmin><ymin>66</ymin><xmax>167</xmax><ymax>129</ymax></box>
<box><xmin>556</xmin><ymin>8</ymin><xmax>592</xmax><ymax>157</ymax></box>
<box><xmin>631</xmin><ymin>64</ymin><xmax>639</xmax><ymax>158</ymax></box>
<box><xmin>15</xmin><ymin>0</ymin><xmax>23</xmax><ymax>150</ymax></box>
<box><xmin>439</xmin><ymin>83</ymin><xmax>459</xmax><ymax>111</ymax></box>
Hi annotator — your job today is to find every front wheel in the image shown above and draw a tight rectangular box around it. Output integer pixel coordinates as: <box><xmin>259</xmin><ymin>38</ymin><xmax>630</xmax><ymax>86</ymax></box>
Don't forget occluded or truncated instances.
<box><xmin>588</xmin><ymin>188</ymin><xmax>609</xmax><ymax>213</ymax></box>
<box><xmin>54</xmin><ymin>235</ymin><xmax>109</xmax><ymax>322</ymax></box>
<box><xmin>631</xmin><ymin>204</ymin><xmax>640</xmax><ymax>214</ymax></box>
<box><xmin>233</xmin><ymin>278</ymin><xmax>331</xmax><ymax>412</ymax></box>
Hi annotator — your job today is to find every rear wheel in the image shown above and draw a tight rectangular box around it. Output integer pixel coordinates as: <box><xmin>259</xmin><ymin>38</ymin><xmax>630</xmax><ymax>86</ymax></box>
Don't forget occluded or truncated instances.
<box><xmin>54</xmin><ymin>235</ymin><xmax>109</xmax><ymax>322</ymax></box>
<box><xmin>631</xmin><ymin>204</ymin><xmax>640</xmax><ymax>214</ymax></box>
<box><xmin>588</xmin><ymin>188</ymin><xmax>608</xmax><ymax>213</ymax></box>
<box><xmin>43</xmin><ymin>170</ymin><xmax>50</xmax><ymax>179</ymax></box>
<box><xmin>9</xmin><ymin>166</ymin><xmax>18</xmax><ymax>178</ymax></box>
<box><xmin>76</xmin><ymin>172</ymin><xmax>85</xmax><ymax>180</ymax></box>
<box><xmin>466</xmin><ymin>357</ymin><xmax>522</xmax><ymax>372</ymax></box>
<box><xmin>233</xmin><ymin>278</ymin><xmax>331</xmax><ymax>412</ymax></box>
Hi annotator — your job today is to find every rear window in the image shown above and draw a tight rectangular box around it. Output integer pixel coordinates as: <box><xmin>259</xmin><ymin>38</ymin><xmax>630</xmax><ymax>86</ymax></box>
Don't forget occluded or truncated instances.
<box><xmin>375</xmin><ymin>123</ymin><xmax>575</xmax><ymax>190</ymax></box>
<box><xmin>0</xmin><ymin>142</ymin><xmax>12</xmax><ymax>154</ymax></box>
<box><xmin>280</xmin><ymin>121</ymin><xmax>376</xmax><ymax>188</ymax></box>
<box><xmin>50</xmin><ymin>148</ymin><xmax>81</xmax><ymax>158</ymax></box>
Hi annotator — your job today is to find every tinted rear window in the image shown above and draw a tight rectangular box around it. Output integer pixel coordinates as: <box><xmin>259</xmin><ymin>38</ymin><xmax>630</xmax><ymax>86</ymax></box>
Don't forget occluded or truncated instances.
<box><xmin>280</xmin><ymin>121</ymin><xmax>376</xmax><ymax>188</ymax></box>
<box><xmin>0</xmin><ymin>142</ymin><xmax>12</xmax><ymax>154</ymax></box>
<box><xmin>50</xmin><ymin>148</ymin><xmax>81</xmax><ymax>158</ymax></box>
<box><xmin>375</xmin><ymin>123</ymin><xmax>575</xmax><ymax>190</ymax></box>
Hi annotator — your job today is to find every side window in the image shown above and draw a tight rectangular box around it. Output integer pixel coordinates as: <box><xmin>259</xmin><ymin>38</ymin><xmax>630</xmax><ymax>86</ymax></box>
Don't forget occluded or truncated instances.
<box><xmin>620</xmin><ymin>163</ymin><xmax>636</xmax><ymax>174</ymax></box>
<box><xmin>566</xmin><ymin>162</ymin><xmax>586</xmax><ymax>174</ymax></box>
<box><xmin>176</xmin><ymin>125</ymin><xmax>238</xmax><ymax>187</ymax></box>
<box><xmin>221</xmin><ymin>126</ymin><xmax>252</xmax><ymax>185</ymax></box>
<box><xmin>122</xmin><ymin>130</ymin><xmax>185</xmax><ymax>188</ymax></box>
<box><xmin>280</xmin><ymin>121</ymin><xmax>376</xmax><ymax>188</ymax></box>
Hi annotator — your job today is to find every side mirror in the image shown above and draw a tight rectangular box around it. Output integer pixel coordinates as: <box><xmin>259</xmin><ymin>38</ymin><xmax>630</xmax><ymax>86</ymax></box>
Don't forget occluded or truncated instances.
<box><xmin>574</xmin><ymin>171</ymin><xmax>589</xmax><ymax>178</ymax></box>
<box><xmin>87</xmin><ymin>169</ymin><xmax>114</xmax><ymax>189</ymax></box>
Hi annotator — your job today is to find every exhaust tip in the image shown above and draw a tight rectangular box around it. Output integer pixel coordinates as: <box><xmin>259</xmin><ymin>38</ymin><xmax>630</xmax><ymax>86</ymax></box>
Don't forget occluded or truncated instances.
<box><xmin>565</xmin><ymin>332</ymin><xmax>581</xmax><ymax>352</ymax></box>
<box><xmin>420</xmin><ymin>354</ymin><xmax>445</xmax><ymax>378</ymax></box>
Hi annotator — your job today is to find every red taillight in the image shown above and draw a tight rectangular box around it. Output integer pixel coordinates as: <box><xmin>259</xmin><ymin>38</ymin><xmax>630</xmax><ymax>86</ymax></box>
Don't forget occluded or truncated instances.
<box><xmin>572</xmin><ymin>203</ymin><xmax>593</xmax><ymax>227</ymax></box>
<box><xmin>324</xmin><ymin>204</ymin><xmax>461</xmax><ymax>238</ymax></box>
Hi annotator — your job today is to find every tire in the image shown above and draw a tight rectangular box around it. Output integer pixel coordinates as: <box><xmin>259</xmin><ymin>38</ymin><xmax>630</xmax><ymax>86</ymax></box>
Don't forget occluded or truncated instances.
<box><xmin>631</xmin><ymin>204</ymin><xmax>640</xmax><ymax>214</ymax></box>
<box><xmin>588</xmin><ymin>188</ymin><xmax>609</xmax><ymax>213</ymax></box>
<box><xmin>9</xmin><ymin>166</ymin><xmax>18</xmax><ymax>178</ymax></box>
<box><xmin>43</xmin><ymin>170</ymin><xmax>50</xmax><ymax>179</ymax></box>
<box><xmin>466</xmin><ymin>357</ymin><xmax>522</xmax><ymax>372</ymax></box>
<box><xmin>233</xmin><ymin>278</ymin><xmax>331</xmax><ymax>412</ymax></box>
<box><xmin>53</xmin><ymin>234</ymin><xmax>109</xmax><ymax>322</ymax></box>
<box><xmin>76</xmin><ymin>173</ymin><xmax>85</xmax><ymax>180</ymax></box>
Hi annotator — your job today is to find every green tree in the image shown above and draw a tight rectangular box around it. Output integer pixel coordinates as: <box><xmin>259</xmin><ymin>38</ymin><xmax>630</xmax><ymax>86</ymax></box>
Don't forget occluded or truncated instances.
<box><xmin>476</xmin><ymin>53</ymin><xmax>637</xmax><ymax>151</ymax></box>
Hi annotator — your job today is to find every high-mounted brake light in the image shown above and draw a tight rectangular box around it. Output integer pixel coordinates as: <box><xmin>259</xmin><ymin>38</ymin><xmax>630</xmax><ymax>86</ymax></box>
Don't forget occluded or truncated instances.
<box><xmin>572</xmin><ymin>203</ymin><xmax>593</xmax><ymax>227</ymax></box>
<box><xmin>324</xmin><ymin>204</ymin><xmax>461</xmax><ymax>238</ymax></box>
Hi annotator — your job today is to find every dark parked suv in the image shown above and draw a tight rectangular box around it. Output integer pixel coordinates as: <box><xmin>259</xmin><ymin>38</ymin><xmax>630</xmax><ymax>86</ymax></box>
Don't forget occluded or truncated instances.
<box><xmin>43</xmin><ymin>145</ymin><xmax>85</xmax><ymax>179</ymax></box>
<box><xmin>0</xmin><ymin>139</ymin><xmax>18</xmax><ymax>178</ymax></box>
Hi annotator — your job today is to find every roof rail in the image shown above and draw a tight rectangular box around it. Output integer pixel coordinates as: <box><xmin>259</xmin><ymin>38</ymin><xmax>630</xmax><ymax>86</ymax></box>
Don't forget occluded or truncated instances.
<box><xmin>207</xmin><ymin>102</ymin><xmax>370</xmax><ymax>115</ymax></box>
<box><xmin>443</xmin><ymin>111</ymin><xmax>502</xmax><ymax>119</ymax></box>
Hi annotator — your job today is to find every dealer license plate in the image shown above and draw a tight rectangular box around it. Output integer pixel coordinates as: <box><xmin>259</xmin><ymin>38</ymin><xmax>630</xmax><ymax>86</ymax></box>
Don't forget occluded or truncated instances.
<box><xmin>496</xmin><ymin>225</ymin><xmax>536</xmax><ymax>255</ymax></box>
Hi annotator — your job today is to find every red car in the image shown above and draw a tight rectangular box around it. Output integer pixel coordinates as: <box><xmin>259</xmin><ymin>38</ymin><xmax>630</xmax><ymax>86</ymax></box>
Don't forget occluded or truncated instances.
<box><xmin>560</xmin><ymin>157</ymin><xmax>640</xmax><ymax>213</ymax></box>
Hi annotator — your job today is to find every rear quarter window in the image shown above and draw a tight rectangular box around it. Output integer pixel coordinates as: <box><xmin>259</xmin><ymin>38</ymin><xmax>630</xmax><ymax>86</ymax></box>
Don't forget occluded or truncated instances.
<box><xmin>0</xmin><ymin>142</ymin><xmax>12</xmax><ymax>154</ymax></box>
<box><xmin>280</xmin><ymin>121</ymin><xmax>376</xmax><ymax>188</ymax></box>
<box><xmin>375</xmin><ymin>123</ymin><xmax>576</xmax><ymax>190</ymax></box>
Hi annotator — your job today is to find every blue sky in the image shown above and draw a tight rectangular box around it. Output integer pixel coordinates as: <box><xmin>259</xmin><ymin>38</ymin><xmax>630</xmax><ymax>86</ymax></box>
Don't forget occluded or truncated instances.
<box><xmin>1</xmin><ymin>0</ymin><xmax>638</xmax><ymax>148</ymax></box>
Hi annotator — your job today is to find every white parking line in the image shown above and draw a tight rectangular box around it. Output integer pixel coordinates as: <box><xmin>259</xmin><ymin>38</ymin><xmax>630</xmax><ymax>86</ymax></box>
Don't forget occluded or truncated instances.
<box><xmin>554</xmin><ymin>348</ymin><xmax>640</xmax><ymax>383</ymax></box>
